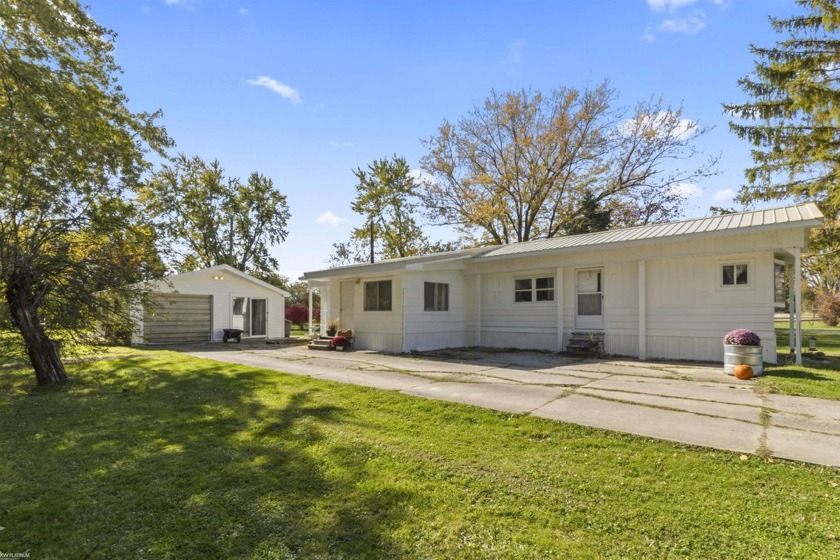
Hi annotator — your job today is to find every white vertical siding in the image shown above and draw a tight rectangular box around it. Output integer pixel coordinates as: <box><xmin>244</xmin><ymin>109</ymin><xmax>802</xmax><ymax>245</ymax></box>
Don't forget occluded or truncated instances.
<box><xmin>145</xmin><ymin>270</ymin><xmax>286</xmax><ymax>341</ymax></box>
<box><xmin>402</xmin><ymin>271</ymin><xmax>468</xmax><ymax>352</ymax></box>
<box><xmin>328</xmin><ymin>274</ymin><xmax>405</xmax><ymax>352</ymax></box>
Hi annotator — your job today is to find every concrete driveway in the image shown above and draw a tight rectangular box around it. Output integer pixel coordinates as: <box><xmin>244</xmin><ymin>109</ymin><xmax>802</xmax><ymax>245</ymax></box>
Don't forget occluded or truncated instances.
<box><xmin>185</xmin><ymin>345</ymin><xmax>840</xmax><ymax>468</ymax></box>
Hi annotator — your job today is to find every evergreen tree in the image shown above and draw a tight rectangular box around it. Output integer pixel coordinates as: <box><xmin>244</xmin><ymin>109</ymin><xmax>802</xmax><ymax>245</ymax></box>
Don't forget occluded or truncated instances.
<box><xmin>565</xmin><ymin>192</ymin><xmax>612</xmax><ymax>234</ymax></box>
<box><xmin>725</xmin><ymin>0</ymin><xmax>840</xmax><ymax>218</ymax></box>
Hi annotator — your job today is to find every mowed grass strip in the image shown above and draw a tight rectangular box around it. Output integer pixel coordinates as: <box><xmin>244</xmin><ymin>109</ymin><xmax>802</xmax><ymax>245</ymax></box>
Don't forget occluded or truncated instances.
<box><xmin>765</xmin><ymin>323</ymin><xmax>840</xmax><ymax>400</ymax></box>
<box><xmin>0</xmin><ymin>350</ymin><xmax>838</xmax><ymax>559</ymax></box>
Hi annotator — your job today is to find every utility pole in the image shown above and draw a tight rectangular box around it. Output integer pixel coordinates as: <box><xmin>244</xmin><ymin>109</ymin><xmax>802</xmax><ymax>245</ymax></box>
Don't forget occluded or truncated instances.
<box><xmin>229</xmin><ymin>214</ymin><xmax>234</xmax><ymax>265</ymax></box>
<box><xmin>369</xmin><ymin>221</ymin><xmax>375</xmax><ymax>263</ymax></box>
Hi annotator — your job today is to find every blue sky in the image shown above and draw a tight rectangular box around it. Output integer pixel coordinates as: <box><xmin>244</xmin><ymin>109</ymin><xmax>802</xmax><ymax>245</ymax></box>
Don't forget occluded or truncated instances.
<box><xmin>88</xmin><ymin>0</ymin><xmax>799</xmax><ymax>279</ymax></box>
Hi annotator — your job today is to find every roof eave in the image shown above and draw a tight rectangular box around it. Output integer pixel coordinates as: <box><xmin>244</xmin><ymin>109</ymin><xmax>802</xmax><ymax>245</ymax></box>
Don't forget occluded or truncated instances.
<box><xmin>475</xmin><ymin>218</ymin><xmax>824</xmax><ymax>263</ymax></box>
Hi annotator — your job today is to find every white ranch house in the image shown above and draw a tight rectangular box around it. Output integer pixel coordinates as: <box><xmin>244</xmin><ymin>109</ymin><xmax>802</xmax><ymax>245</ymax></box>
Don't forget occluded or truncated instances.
<box><xmin>132</xmin><ymin>264</ymin><xmax>290</xmax><ymax>344</ymax></box>
<box><xmin>303</xmin><ymin>203</ymin><xmax>823</xmax><ymax>365</ymax></box>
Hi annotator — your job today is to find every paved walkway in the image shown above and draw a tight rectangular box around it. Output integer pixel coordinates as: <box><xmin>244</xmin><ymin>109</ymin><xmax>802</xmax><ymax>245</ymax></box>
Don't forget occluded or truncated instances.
<box><xmin>185</xmin><ymin>345</ymin><xmax>840</xmax><ymax>468</ymax></box>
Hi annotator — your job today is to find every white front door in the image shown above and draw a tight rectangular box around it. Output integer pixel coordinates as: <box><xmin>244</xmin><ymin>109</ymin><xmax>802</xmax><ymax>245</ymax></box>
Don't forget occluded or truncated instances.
<box><xmin>575</xmin><ymin>268</ymin><xmax>604</xmax><ymax>330</ymax></box>
<box><xmin>340</xmin><ymin>280</ymin><xmax>355</xmax><ymax>331</ymax></box>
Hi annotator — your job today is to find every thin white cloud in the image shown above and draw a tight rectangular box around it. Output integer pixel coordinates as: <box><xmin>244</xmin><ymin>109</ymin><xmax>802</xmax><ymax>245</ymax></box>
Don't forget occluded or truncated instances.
<box><xmin>619</xmin><ymin>111</ymin><xmax>698</xmax><ymax>141</ymax></box>
<box><xmin>713</xmin><ymin>188</ymin><xmax>735</xmax><ymax>202</ymax></box>
<box><xmin>409</xmin><ymin>169</ymin><xmax>436</xmax><ymax>186</ymax></box>
<box><xmin>505</xmin><ymin>40</ymin><xmax>526</xmax><ymax>65</ymax></box>
<box><xmin>329</xmin><ymin>140</ymin><xmax>354</xmax><ymax>148</ymax></box>
<box><xmin>647</xmin><ymin>0</ymin><xmax>700</xmax><ymax>12</ymax></box>
<box><xmin>239</xmin><ymin>7</ymin><xmax>249</xmax><ymax>16</ymax></box>
<box><xmin>658</xmin><ymin>15</ymin><xmax>706</xmax><ymax>35</ymax></box>
<box><xmin>669</xmin><ymin>182</ymin><xmax>703</xmax><ymax>199</ymax></box>
<box><xmin>316</xmin><ymin>211</ymin><xmax>345</xmax><ymax>226</ymax></box>
<box><xmin>246</xmin><ymin>76</ymin><xmax>302</xmax><ymax>104</ymax></box>
<box><xmin>642</xmin><ymin>27</ymin><xmax>656</xmax><ymax>43</ymax></box>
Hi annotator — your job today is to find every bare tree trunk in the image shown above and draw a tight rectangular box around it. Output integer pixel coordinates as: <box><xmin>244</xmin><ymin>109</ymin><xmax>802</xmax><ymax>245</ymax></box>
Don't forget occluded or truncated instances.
<box><xmin>5</xmin><ymin>278</ymin><xmax>67</xmax><ymax>384</ymax></box>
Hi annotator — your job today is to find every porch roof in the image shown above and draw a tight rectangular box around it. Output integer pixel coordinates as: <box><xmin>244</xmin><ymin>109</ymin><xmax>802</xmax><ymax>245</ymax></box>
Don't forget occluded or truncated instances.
<box><xmin>302</xmin><ymin>247</ymin><xmax>493</xmax><ymax>280</ymax></box>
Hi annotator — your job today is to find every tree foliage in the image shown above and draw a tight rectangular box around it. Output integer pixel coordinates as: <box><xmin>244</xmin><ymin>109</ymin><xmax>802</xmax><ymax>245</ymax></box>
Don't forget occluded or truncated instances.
<box><xmin>141</xmin><ymin>154</ymin><xmax>290</xmax><ymax>274</ymax></box>
<box><xmin>0</xmin><ymin>0</ymin><xmax>170</xmax><ymax>383</ymax></box>
<box><xmin>565</xmin><ymin>192</ymin><xmax>612</xmax><ymax>235</ymax></box>
<box><xmin>330</xmin><ymin>155</ymin><xmax>428</xmax><ymax>265</ymax></box>
<box><xmin>725</xmin><ymin>0</ymin><xmax>840</xmax><ymax>299</ymax></box>
<box><xmin>725</xmin><ymin>0</ymin><xmax>840</xmax><ymax>218</ymax></box>
<box><xmin>419</xmin><ymin>83</ymin><xmax>717</xmax><ymax>244</ymax></box>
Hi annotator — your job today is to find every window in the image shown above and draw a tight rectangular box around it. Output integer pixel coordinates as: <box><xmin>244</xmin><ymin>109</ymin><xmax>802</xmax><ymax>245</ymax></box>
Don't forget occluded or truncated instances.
<box><xmin>721</xmin><ymin>264</ymin><xmax>749</xmax><ymax>286</ymax></box>
<box><xmin>515</xmin><ymin>276</ymin><xmax>554</xmax><ymax>302</ymax></box>
<box><xmin>774</xmin><ymin>262</ymin><xmax>786</xmax><ymax>308</ymax></box>
<box><xmin>424</xmin><ymin>282</ymin><xmax>449</xmax><ymax>311</ymax></box>
<box><xmin>364</xmin><ymin>280</ymin><xmax>392</xmax><ymax>311</ymax></box>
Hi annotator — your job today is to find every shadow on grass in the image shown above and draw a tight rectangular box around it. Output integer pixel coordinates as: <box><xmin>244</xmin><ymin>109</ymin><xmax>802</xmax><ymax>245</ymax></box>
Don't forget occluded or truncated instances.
<box><xmin>763</xmin><ymin>367</ymin><xmax>835</xmax><ymax>382</ymax></box>
<box><xmin>0</xmin><ymin>353</ymin><xmax>411</xmax><ymax>558</ymax></box>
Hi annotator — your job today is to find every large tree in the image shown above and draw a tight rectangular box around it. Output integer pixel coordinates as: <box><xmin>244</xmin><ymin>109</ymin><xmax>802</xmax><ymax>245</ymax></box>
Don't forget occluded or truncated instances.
<box><xmin>419</xmin><ymin>83</ymin><xmax>717</xmax><ymax>244</ymax></box>
<box><xmin>330</xmin><ymin>155</ymin><xmax>428</xmax><ymax>265</ymax></box>
<box><xmin>724</xmin><ymin>0</ymin><xmax>840</xmax><ymax>302</ymax></box>
<box><xmin>140</xmin><ymin>154</ymin><xmax>291</xmax><ymax>274</ymax></box>
<box><xmin>725</xmin><ymin>0</ymin><xmax>840</xmax><ymax>218</ymax></box>
<box><xmin>0</xmin><ymin>0</ymin><xmax>170</xmax><ymax>383</ymax></box>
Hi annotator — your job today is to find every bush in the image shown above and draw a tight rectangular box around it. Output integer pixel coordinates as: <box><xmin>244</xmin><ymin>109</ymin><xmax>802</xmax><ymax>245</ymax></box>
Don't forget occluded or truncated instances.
<box><xmin>817</xmin><ymin>293</ymin><xmax>840</xmax><ymax>326</ymax></box>
<box><xmin>285</xmin><ymin>304</ymin><xmax>310</xmax><ymax>327</ymax></box>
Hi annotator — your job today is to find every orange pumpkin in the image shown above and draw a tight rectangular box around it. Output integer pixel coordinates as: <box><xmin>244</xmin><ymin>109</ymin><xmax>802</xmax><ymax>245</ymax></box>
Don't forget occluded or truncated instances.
<box><xmin>733</xmin><ymin>363</ymin><xmax>754</xmax><ymax>380</ymax></box>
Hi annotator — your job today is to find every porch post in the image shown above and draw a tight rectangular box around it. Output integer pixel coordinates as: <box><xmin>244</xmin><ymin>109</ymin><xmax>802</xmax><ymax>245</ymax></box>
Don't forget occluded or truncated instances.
<box><xmin>794</xmin><ymin>247</ymin><xmax>803</xmax><ymax>365</ymax></box>
<box><xmin>308</xmin><ymin>287</ymin><xmax>314</xmax><ymax>336</ymax></box>
<box><xmin>475</xmin><ymin>274</ymin><xmax>482</xmax><ymax>346</ymax></box>
<box><xmin>638</xmin><ymin>260</ymin><xmax>647</xmax><ymax>360</ymax></box>
<box><xmin>788</xmin><ymin>263</ymin><xmax>795</xmax><ymax>352</ymax></box>
<box><xmin>556</xmin><ymin>267</ymin><xmax>564</xmax><ymax>352</ymax></box>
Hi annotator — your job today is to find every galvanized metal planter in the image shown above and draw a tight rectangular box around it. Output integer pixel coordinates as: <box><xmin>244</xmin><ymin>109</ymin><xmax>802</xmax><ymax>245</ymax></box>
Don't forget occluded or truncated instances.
<box><xmin>723</xmin><ymin>344</ymin><xmax>763</xmax><ymax>376</ymax></box>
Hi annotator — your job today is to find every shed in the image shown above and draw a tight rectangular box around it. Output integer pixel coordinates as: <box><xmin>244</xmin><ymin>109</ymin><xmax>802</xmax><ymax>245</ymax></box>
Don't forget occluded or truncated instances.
<box><xmin>133</xmin><ymin>264</ymin><xmax>290</xmax><ymax>344</ymax></box>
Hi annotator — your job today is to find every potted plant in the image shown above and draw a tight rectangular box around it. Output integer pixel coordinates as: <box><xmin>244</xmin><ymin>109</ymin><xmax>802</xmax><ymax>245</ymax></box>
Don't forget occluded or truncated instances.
<box><xmin>326</xmin><ymin>318</ymin><xmax>339</xmax><ymax>337</ymax></box>
<box><xmin>723</xmin><ymin>328</ymin><xmax>763</xmax><ymax>376</ymax></box>
<box><xmin>331</xmin><ymin>335</ymin><xmax>351</xmax><ymax>351</ymax></box>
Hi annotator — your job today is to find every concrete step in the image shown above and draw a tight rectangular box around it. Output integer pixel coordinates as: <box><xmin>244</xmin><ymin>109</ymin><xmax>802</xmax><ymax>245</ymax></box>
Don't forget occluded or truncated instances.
<box><xmin>307</xmin><ymin>338</ymin><xmax>334</xmax><ymax>351</ymax></box>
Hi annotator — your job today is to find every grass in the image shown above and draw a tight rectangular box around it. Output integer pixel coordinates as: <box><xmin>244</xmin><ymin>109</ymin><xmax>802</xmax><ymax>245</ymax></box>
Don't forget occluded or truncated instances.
<box><xmin>761</xmin><ymin>322</ymin><xmax>840</xmax><ymax>400</ymax></box>
<box><xmin>1</xmin><ymin>349</ymin><xmax>838</xmax><ymax>558</ymax></box>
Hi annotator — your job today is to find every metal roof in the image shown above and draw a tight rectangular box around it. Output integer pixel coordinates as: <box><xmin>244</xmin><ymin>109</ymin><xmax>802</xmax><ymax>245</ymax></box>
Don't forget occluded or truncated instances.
<box><xmin>302</xmin><ymin>246</ymin><xmax>493</xmax><ymax>280</ymax></box>
<box><xmin>302</xmin><ymin>203</ymin><xmax>823</xmax><ymax>279</ymax></box>
<box><xmin>478</xmin><ymin>202</ymin><xmax>824</xmax><ymax>259</ymax></box>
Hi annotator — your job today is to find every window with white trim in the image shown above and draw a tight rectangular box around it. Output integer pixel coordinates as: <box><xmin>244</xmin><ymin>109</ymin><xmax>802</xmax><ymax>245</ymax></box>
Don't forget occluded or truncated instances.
<box><xmin>514</xmin><ymin>276</ymin><xmax>554</xmax><ymax>302</ymax></box>
<box><xmin>424</xmin><ymin>282</ymin><xmax>449</xmax><ymax>311</ymax></box>
<box><xmin>721</xmin><ymin>263</ymin><xmax>749</xmax><ymax>286</ymax></box>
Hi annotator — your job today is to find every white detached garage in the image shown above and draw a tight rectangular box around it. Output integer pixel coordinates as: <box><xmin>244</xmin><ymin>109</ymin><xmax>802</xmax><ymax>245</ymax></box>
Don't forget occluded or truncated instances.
<box><xmin>133</xmin><ymin>264</ymin><xmax>290</xmax><ymax>344</ymax></box>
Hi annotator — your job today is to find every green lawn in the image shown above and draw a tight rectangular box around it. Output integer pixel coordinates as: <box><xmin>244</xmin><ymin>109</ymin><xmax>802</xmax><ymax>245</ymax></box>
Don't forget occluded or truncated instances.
<box><xmin>1</xmin><ymin>350</ymin><xmax>838</xmax><ymax>558</ymax></box>
<box><xmin>762</xmin><ymin>322</ymin><xmax>840</xmax><ymax>400</ymax></box>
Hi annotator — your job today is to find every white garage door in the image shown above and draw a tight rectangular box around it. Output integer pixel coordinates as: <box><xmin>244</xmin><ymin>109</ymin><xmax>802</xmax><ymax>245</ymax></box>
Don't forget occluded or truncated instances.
<box><xmin>143</xmin><ymin>294</ymin><xmax>212</xmax><ymax>344</ymax></box>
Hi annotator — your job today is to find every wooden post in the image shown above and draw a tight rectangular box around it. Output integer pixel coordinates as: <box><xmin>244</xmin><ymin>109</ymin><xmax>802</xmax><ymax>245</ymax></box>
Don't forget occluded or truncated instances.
<box><xmin>475</xmin><ymin>274</ymin><xmax>482</xmax><ymax>346</ymax></box>
<box><xmin>308</xmin><ymin>287</ymin><xmax>314</xmax><ymax>336</ymax></box>
<box><xmin>794</xmin><ymin>247</ymin><xmax>802</xmax><ymax>365</ymax></box>
<box><xmin>556</xmin><ymin>267</ymin><xmax>564</xmax><ymax>351</ymax></box>
<box><xmin>638</xmin><ymin>260</ymin><xmax>647</xmax><ymax>360</ymax></box>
